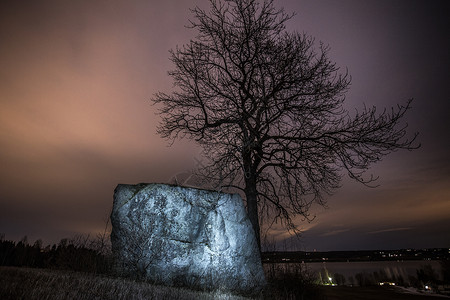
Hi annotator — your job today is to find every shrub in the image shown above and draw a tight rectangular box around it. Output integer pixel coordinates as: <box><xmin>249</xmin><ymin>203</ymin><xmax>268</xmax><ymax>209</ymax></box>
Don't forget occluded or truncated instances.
<box><xmin>263</xmin><ymin>263</ymin><xmax>323</xmax><ymax>300</ymax></box>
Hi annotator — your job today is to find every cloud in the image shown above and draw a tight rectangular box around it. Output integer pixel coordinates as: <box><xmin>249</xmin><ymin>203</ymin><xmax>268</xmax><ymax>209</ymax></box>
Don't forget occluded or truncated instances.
<box><xmin>368</xmin><ymin>227</ymin><xmax>413</xmax><ymax>235</ymax></box>
<box><xmin>1</xmin><ymin>0</ymin><xmax>449</xmax><ymax>250</ymax></box>
<box><xmin>320</xmin><ymin>229</ymin><xmax>350</xmax><ymax>237</ymax></box>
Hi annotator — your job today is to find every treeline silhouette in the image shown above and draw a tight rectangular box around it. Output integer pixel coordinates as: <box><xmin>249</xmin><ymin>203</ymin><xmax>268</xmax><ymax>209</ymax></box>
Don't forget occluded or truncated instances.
<box><xmin>0</xmin><ymin>235</ymin><xmax>112</xmax><ymax>274</ymax></box>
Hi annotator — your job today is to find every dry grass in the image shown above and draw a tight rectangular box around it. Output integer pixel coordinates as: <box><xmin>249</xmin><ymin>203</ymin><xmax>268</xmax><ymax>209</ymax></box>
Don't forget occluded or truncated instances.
<box><xmin>0</xmin><ymin>267</ymin><xmax>251</xmax><ymax>300</ymax></box>
<box><xmin>6</xmin><ymin>265</ymin><xmax>441</xmax><ymax>300</ymax></box>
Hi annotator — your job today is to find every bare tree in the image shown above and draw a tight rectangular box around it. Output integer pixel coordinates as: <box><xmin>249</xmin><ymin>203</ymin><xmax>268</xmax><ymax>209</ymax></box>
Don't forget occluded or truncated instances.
<box><xmin>152</xmin><ymin>0</ymin><xmax>419</xmax><ymax>250</ymax></box>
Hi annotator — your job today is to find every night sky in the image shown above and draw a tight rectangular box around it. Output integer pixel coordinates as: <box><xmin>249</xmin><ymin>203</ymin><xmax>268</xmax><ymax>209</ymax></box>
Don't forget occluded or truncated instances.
<box><xmin>1</xmin><ymin>0</ymin><xmax>449</xmax><ymax>251</ymax></box>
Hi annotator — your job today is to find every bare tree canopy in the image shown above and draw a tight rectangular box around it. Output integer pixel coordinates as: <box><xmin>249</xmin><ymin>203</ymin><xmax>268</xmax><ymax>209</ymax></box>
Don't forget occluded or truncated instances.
<box><xmin>152</xmin><ymin>0</ymin><xmax>419</xmax><ymax>250</ymax></box>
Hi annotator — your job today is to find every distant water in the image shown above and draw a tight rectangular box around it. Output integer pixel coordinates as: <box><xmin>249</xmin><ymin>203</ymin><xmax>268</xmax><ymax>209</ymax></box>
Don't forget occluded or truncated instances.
<box><xmin>267</xmin><ymin>260</ymin><xmax>443</xmax><ymax>283</ymax></box>
<box><xmin>311</xmin><ymin>261</ymin><xmax>442</xmax><ymax>281</ymax></box>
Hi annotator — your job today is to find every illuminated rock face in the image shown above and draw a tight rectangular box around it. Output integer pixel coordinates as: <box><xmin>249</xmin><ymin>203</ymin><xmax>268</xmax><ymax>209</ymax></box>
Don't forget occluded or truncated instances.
<box><xmin>110</xmin><ymin>183</ymin><xmax>265</xmax><ymax>295</ymax></box>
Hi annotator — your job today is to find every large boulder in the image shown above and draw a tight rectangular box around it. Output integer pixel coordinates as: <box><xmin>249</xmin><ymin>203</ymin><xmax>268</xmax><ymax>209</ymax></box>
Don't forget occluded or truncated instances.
<box><xmin>110</xmin><ymin>183</ymin><xmax>265</xmax><ymax>295</ymax></box>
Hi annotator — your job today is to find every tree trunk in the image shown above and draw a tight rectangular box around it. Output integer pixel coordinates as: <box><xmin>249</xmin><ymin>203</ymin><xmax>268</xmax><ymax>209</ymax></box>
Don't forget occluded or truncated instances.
<box><xmin>245</xmin><ymin>172</ymin><xmax>261</xmax><ymax>252</ymax></box>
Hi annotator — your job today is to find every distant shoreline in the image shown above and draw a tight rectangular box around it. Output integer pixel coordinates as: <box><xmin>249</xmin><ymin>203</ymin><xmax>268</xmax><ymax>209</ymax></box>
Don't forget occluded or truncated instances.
<box><xmin>262</xmin><ymin>248</ymin><xmax>450</xmax><ymax>263</ymax></box>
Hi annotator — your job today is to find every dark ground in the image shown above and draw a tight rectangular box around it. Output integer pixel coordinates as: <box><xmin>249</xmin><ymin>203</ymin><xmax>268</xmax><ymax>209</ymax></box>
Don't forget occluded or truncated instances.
<box><xmin>321</xmin><ymin>286</ymin><xmax>449</xmax><ymax>300</ymax></box>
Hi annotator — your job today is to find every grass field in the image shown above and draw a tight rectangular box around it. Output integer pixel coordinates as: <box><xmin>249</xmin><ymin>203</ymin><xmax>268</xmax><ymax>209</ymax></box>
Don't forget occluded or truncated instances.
<box><xmin>2</xmin><ymin>266</ymin><xmax>448</xmax><ymax>300</ymax></box>
<box><xmin>0</xmin><ymin>267</ymin><xmax>248</xmax><ymax>300</ymax></box>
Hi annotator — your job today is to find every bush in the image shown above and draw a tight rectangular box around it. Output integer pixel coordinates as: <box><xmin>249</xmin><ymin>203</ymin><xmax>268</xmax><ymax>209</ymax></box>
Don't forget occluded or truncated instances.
<box><xmin>263</xmin><ymin>263</ymin><xmax>323</xmax><ymax>300</ymax></box>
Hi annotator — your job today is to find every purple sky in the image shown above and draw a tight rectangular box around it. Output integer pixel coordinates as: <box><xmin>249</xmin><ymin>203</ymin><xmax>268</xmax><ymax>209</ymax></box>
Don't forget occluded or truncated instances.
<box><xmin>1</xmin><ymin>0</ymin><xmax>449</xmax><ymax>251</ymax></box>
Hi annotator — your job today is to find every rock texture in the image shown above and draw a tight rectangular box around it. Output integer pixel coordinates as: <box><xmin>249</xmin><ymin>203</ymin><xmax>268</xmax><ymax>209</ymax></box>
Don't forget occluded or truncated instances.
<box><xmin>110</xmin><ymin>183</ymin><xmax>265</xmax><ymax>295</ymax></box>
